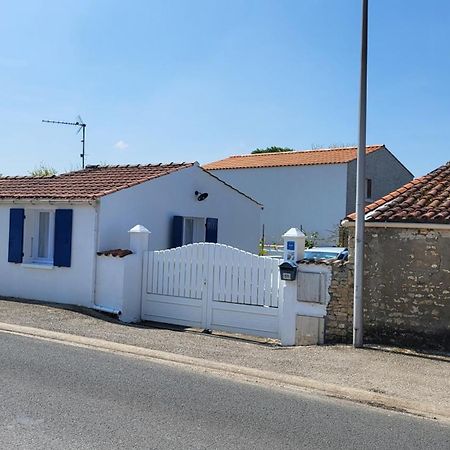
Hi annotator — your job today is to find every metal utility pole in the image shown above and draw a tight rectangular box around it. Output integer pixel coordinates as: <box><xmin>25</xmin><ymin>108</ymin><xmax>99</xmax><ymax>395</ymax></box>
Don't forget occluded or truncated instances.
<box><xmin>353</xmin><ymin>0</ymin><xmax>369</xmax><ymax>348</ymax></box>
<box><xmin>42</xmin><ymin>117</ymin><xmax>87</xmax><ymax>168</ymax></box>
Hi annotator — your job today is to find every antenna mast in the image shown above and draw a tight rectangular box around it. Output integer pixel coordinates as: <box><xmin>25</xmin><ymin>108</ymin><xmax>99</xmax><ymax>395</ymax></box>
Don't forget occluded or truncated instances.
<box><xmin>42</xmin><ymin>116</ymin><xmax>87</xmax><ymax>168</ymax></box>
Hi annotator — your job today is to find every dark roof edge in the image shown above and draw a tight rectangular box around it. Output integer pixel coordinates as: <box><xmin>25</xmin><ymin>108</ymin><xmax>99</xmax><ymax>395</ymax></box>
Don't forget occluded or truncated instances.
<box><xmin>197</xmin><ymin>166</ymin><xmax>263</xmax><ymax>207</ymax></box>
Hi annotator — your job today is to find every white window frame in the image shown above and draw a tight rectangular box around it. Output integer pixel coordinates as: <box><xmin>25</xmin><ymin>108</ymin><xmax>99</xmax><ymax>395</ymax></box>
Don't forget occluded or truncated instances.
<box><xmin>27</xmin><ymin>209</ymin><xmax>55</xmax><ymax>265</ymax></box>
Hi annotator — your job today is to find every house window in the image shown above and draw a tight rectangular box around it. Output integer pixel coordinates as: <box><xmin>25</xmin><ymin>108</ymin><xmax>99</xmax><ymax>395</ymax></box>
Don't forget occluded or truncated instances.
<box><xmin>183</xmin><ymin>217</ymin><xmax>205</xmax><ymax>245</ymax></box>
<box><xmin>171</xmin><ymin>216</ymin><xmax>218</xmax><ymax>248</ymax></box>
<box><xmin>38</xmin><ymin>212</ymin><xmax>50</xmax><ymax>258</ymax></box>
<box><xmin>366</xmin><ymin>178</ymin><xmax>373</xmax><ymax>200</ymax></box>
<box><xmin>8</xmin><ymin>208</ymin><xmax>73</xmax><ymax>267</ymax></box>
<box><xmin>25</xmin><ymin>209</ymin><xmax>55</xmax><ymax>264</ymax></box>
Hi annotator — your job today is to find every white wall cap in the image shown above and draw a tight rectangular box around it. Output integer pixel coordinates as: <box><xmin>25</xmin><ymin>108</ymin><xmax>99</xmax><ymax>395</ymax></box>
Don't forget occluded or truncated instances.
<box><xmin>282</xmin><ymin>227</ymin><xmax>305</xmax><ymax>238</ymax></box>
<box><xmin>128</xmin><ymin>224</ymin><xmax>151</xmax><ymax>234</ymax></box>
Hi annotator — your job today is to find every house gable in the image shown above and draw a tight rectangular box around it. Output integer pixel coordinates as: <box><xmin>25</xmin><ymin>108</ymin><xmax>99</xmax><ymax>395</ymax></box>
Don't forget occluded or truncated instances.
<box><xmin>97</xmin><ymin>164</ymin><xmax>262</xmax><ymax>252</ymax></box>
<box><xmin>345</xmin><ymin>146</ymin><xmax>414</xmax><ymax>215</ymax></box>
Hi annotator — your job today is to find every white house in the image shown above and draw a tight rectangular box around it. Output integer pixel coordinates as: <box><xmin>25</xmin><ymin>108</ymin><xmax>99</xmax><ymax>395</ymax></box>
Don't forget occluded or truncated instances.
<box><xmin>204</xmin><ymin>145</ymin><xmax>413</xmax><ymax>244</ymax></box>
<box><xmin>0</xmin><ymin>162</ymin><xmax>261</xmax><ymax>308</ymax></box>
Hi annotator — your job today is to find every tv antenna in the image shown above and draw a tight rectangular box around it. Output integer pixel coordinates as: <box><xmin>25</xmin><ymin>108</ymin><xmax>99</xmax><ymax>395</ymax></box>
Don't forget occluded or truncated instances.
<box><xmin>42</xmin><ymin>115</ymin><xmax>87</xmax><ymax>168</ymax></box>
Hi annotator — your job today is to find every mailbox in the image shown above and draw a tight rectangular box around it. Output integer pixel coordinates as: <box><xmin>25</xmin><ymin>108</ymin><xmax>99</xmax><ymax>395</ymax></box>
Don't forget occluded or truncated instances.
<box><xmin>279</xmin><ymin>260</ymin><xmax>298</xmax><ymax>281</ymax></box>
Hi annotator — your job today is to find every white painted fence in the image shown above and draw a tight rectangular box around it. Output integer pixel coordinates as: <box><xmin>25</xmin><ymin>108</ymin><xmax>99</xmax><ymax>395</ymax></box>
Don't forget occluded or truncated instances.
<box><xmin>95</xmin><ymin>225</ymin><xmax>334</xmax><ymax>345</ymax></box>
<box><xmin>142</xmin><ymin>243</ymin><xmax>282</xmax><ymax>338</ymax></box>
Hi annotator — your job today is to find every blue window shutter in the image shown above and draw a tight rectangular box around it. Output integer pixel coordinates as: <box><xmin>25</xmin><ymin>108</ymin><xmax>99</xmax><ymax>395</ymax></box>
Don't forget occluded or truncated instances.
<box><xmin>205</xmin><ymin>218</ymin><xmax>218</xmax><ymax>243</ymax></box>
<box><xmin>8</xmin><ymin>208</ymin><xmax>25</xmax><ymax>263</ymax></box>
<box><xmin>171</xmin><ymin>216</ymin><xmax>184</xmax><ymax>248</ymax></box>
<box><xmin>54</xmin><ymin>209</ymin><xmax>73</xmax><ymax>267</ymax></box>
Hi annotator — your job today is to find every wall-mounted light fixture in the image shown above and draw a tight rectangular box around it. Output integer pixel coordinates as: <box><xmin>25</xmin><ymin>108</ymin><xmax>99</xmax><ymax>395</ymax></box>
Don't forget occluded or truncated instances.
<box><xmin>195</xmin><ymin>191</ymin><xmax>209</xmax><ymax>201</ymax></box>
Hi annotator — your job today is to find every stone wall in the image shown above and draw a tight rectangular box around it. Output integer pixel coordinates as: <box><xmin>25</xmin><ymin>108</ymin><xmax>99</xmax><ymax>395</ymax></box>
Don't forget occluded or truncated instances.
<box><xmin>326</xmin><ymin>226</ymin><xmax>450</xmax><ymax>351</ymax></box>
<box><xmin>325</xmin><ymin>261</ymin><xmax>353</xmax><ymax>343</ymax></box>
<box><xmin>363</xmin><ymin>226</ymin><xmax>450</xmax><ymax>351</ymax></box>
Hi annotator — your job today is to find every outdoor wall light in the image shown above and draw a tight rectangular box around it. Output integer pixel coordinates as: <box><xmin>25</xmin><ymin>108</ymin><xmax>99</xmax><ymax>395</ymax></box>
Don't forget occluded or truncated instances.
<box><xmin>195</xmin><ymin>191</ymin><xmax>209</xmax><ymax>201</ymax></box>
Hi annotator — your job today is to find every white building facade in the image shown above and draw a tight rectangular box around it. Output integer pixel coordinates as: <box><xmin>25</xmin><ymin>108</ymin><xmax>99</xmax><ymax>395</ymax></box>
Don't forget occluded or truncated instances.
<box><xmin>0</xmin><ymin>162</ymin><xmax>261</xmax><ymax>308</ymax></box>
<box><xmin>205</xmin><ymin>145</ymin><xmax>413</xmax><ymax>244</ymax></box>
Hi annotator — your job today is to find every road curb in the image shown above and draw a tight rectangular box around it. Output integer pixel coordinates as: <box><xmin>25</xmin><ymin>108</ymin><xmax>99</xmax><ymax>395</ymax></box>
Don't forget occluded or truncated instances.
<box><xmin>0</xmin><ymin>321</ymin><xmax>447</xmax><ymax>424</ymax></box>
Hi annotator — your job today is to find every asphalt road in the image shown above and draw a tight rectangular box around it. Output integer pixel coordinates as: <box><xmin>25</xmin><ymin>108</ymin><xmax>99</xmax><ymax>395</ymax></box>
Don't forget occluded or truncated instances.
<box><xmin>0</xmin><ymin>332</ymin><xmax>449</xmax><ymax>450</ymax></box>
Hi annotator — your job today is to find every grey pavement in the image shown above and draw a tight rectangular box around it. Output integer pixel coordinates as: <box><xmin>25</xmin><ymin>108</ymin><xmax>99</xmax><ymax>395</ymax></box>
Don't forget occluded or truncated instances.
<box><xmin>0</xmin><ymin>297</ymin><xmax>449</xmax><ymax>418</ymax></box>
<box><xmin>1</xmin><ymin>332</ymin><xmax>450</xmax><ymax>450</ymax></box>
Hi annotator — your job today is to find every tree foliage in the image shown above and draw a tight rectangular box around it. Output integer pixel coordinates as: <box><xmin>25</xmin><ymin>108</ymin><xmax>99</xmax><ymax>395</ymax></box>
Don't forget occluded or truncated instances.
<box><xmin>29</xmin><ymin>164</ymin><xmax>57</xmax><ymax>177</ymax></box>
<box><xmin>251</xmin><ymin>146</ymin><xmax>295</xmax><ymax>154</ymax></box>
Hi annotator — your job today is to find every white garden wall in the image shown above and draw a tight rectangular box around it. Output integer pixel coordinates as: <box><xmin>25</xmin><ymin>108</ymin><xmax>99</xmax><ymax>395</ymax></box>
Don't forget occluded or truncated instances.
<box><xmin>0</xmin><ymin>203</ymin><xmax>97</xmax><ymax>307</ymax></box>
<box><xmin>95</xmin><ymin>255</ymin><xmax>126</xmax><ymax>311</ymax></box>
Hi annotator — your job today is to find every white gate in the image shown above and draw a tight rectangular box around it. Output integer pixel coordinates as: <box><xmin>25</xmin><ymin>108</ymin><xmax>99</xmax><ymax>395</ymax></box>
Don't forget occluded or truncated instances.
<box><xmin>141</xmin><ymin>243</ymin><xmax>282</xmax><ymax>339</ymax></box>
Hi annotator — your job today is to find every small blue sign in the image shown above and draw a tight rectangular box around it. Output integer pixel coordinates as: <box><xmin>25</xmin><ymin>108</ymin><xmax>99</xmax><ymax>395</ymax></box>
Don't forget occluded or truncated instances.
<box><xmin>287</xmin><ymin>241</ymin><xmax>295</xmax><ymax>251</ymax></box>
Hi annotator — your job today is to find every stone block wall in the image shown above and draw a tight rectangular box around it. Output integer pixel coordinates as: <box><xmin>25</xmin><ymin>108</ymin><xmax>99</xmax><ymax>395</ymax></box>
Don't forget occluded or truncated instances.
<box><xmin>326</xmin><ymin>226</ymin><xmax>450</xmax><ymax>351</ymax></box>
<box><xmin>363</xmin><ymin>226</ymin><xmax>450</xmax><ymax>351</ymax></box>
<box><xmin>325</xmin><ymin>261</ymin><xmax>353</xmax><ymax>343</ymax></box>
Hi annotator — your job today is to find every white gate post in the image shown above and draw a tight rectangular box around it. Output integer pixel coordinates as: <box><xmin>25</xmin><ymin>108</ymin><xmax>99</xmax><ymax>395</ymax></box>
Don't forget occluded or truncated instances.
<box><xmin>120</xmin><ymin>225</ymin><xmax>151</xmax><ymax>323</ymax></box>
<box><xmin>279</xmin><ymin>228</ymin><xmax>305</xmax><ymax>345</ymax></box>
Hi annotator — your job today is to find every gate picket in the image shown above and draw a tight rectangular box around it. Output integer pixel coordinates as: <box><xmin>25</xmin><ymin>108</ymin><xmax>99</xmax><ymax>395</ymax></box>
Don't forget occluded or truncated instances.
<box><xmin>231</xmin><ymin>249</ymin><xmax>239</xmax><ymax>303</ymax></box>
<box><xmin>244</xmin><ymin>257</ymin><xmax>251</xmax><ymax>304</ymax></box>
<box><xmin>250</xmin><ymin>255</ymin><xmax>258</xmax><ymax>305</ymax></box>
<box><xmin>185</xmin><ymin>244</ymin><xmax>193</xmax><ymax>298</ymax></box>
<box><xmin>213</xmin><ymin>245</ymin><xmax>222</xmax><ymax>301</ymax></box>
<box><xmin>224</xmin><ymin>247</ymin><xmax>233</xmax><ymax>302</ymax></box>
<box><xmin>146</xmin><ymin>252</ymin><xmax>153</xmax><ymax>294</ymax></box>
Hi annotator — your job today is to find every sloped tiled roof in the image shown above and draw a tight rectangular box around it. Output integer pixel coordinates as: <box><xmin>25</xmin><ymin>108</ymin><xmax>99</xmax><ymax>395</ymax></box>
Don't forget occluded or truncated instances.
<box><xmin>346</xmin><ymin>161</ymin><xmax>450</xmax><ymax>224</ymax></box>
<box><xmin>0</xmin><ymin>163</ymin><xmax>193</xmax><ymax>200</ymax></box>
<box><xmin>204</xmin><ymin>145</ymin><xmax>384</xmax><ymax>170</ymax></box>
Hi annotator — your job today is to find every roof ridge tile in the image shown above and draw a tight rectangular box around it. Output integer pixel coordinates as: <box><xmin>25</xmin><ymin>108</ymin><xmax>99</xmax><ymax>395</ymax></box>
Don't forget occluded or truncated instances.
<box><xmin>228</xmin><ymin>144</ymin><xmax>383</xmax><ymax>159</ymax></box>
<box><xmin>0</xmin><ymin>162</ymin><xmax>195</xmax><ymax>200</ymax></box>
<box><xmin>204</xmin><ymin>145</ymin><xmax>384</xmax><ymax>170</ymax></box>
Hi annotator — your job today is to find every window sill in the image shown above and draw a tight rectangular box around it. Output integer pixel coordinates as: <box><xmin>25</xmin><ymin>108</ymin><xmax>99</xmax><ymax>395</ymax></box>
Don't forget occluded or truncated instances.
<box><xmin>21</xmin><ymin>262</ymin><xmax>54</xmax><ymax>270</ymax></box>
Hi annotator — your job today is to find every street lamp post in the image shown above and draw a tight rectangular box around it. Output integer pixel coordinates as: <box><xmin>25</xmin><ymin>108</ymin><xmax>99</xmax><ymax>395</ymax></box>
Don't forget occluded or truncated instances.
<box><xmin>353</xmin><ymin>0</ymin><xmax>369</xmax><ymax>348</ymax></box>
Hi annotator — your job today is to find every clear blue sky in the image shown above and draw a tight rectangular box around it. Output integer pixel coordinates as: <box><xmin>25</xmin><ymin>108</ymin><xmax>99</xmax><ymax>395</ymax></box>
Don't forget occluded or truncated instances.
<box><xmin>1</xmin><ymin>0</ymin><xmax>449</xmax><ymax>176</ymax></box>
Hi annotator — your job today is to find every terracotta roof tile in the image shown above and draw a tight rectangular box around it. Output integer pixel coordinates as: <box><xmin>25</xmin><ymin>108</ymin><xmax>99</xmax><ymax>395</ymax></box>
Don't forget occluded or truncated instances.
<box><xmin>204</xmin><ymin>145</ymin><xmax>384</xmax><ymax>170</ymax></box>
<box><xmin>0</xmin><ymin>163</ymin><xmax>193</xmax><ymax>200</ymax></box>
<box><xmin>346</xmin><ymin>161</ymin><xmax>450</xmax><ymax>224</ymax></box>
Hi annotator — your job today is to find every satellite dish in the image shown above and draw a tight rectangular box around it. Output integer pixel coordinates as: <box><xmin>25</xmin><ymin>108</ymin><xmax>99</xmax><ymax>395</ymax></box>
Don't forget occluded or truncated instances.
<box><xmin>195</xmin><ymin>191</ymin><xmax>208</xmax><ymax>201</ymax></box>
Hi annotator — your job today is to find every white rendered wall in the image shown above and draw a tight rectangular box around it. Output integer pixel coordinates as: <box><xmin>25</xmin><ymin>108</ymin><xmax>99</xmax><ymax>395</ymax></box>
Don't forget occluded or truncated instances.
<box><xmin>0</xmin><ymin>203</ymin><xmax>97</xmax><ymax>307</ymax></box>
<box><xmin>209</xmin><ymin>164</ymin><xmax>348</xmax><ymax>244</ymax></box>
<box><xmin>95</xmin><ymin>255</ymin><xmax>126</xmax><ymax>311</ymax></box>
<box><xmin>97</xmin><ymin>165</ymin><xmax>262</xmax><ymax>253</ymax></box>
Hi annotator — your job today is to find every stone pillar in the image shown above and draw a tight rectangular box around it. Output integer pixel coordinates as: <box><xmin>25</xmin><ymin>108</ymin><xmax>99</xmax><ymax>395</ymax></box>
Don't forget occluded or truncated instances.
<box><xmin>120</xmin><ymin>225</ymin><xmax>151</xmax><ymax>323</ymax></box>
<box><xmin>279</xmin><ymin>228</ymin><xmax>305</xmax><ymax>345</ymax></box>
